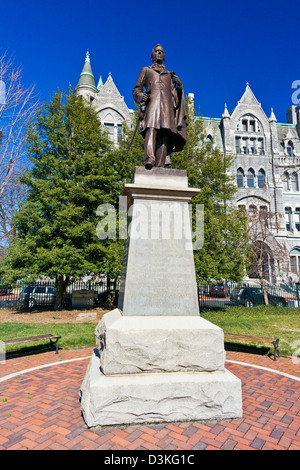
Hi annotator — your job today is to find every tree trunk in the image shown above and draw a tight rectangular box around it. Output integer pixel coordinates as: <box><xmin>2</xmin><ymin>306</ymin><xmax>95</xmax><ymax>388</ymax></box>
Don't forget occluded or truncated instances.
<box><xmin>106</xmin><ymin>277</ymin><xmax>113</xmax><ymax>308</ymax></box>
<box><xmin>55</xmin><ymin>274</ymin><xmax>70</xmax><ymax>310</ymax></box>
<box><xmin>258</xmin><ymin>270</ymin><xmax>269</xmax><ymax>305</ymax></box>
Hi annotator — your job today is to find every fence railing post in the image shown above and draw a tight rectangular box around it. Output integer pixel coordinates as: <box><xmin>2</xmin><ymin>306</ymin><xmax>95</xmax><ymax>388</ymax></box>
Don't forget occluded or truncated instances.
<box><xmin>296</xmin><ymin>284</ymin><xmax>300</xmax><ymax>308</ymax></box>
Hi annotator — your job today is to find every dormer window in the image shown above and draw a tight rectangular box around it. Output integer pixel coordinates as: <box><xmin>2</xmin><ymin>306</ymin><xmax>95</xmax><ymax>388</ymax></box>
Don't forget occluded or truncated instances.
<box><xmin>287</xmin><ymin>140</ymin><xmax>294</xmax><ymax>157</ymax></box>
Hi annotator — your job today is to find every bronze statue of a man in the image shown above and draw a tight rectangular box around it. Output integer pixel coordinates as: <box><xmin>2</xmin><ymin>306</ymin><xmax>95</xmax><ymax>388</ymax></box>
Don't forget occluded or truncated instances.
<box><xmin>133</xmin><ymin>44</ymin><xmax>187</xmax><ymax>169</ymax></box>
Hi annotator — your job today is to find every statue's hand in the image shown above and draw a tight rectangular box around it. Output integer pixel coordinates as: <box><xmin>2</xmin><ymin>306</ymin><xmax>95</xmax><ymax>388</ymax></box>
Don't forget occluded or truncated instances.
<box><xmin>141</xmin><ymin>93</ymin><xmax>150</xmax><ymax>102</ymax></box>
<box><xmin>171</xmin><ymin>73</ymin><xmax>183</xmax><ymax>88</ymax></box>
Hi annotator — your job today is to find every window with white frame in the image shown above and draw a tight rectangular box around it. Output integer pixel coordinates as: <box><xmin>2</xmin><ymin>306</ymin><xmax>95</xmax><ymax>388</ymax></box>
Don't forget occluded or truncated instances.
<box><xmin>235</xmin><ymin>137</ymin><xmax>241</xmax><ymax>154</ymax></box>
<box><xmin>236</xmin><ymin>168</ymin><xmax>244</xmax><ymax>187</ymax></box>
<box><xmin>104</xmin><ymin>123</ymin><xmax>114</xmax><ymax>142</ymax></box>
<box><xmin>117</xmin><ymin>124</ymin><xmax>122</xmax><ymax>143</ymax></box>
<box><xmin>285</xmin><ymin>207</ymin><xmax>292</xmax><ymax>231</ymax></box>
<box><xmin>287</xmin><ymin>140</ymin><xmax>295</xmax><ymax>157</ymax></box>
<box><xmin>257</xmin><ymin>169</ymin><xmax>266</xmax><ymax>188</ymax></box>
<box><xmin>290</xmin><ymin>247</ymin><xmax>300</xmax><ymax>273</ymax></box>
<box><xmin>282</xmin><ymin>171</ymin><xmax>290</xmax><ymax>191</ymax></box>
<box><xmin>247</xmin><ymin>168</ymin><xmax>255</xmax><ymax>188</ymax></box>
<box><xmin>295</xmin><ymin>208</ymin><xmax>300</xmax><ymax>232</ymax></box>
<box><xmin>291</xmin><ymin>172</ymin><xmax>299</xmax><ymax>191</ymax></box>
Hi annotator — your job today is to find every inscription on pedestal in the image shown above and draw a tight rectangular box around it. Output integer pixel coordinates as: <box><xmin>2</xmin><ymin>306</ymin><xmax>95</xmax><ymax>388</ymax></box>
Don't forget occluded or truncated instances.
<box><xmin>119</xmin><ymin>199</ymin><xmax>199</xmax><ymax>316</ymax></box>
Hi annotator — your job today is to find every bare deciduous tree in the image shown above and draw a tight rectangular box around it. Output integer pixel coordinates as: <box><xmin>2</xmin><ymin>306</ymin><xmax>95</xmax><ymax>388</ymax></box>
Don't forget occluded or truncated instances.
<box><xmin>0</xmin><ymin>179</ymin><xmax>26</xmax><ymax>251</ymax></box>
<box><xmin>0</xmin><ymin>51</ymin><xmax>37</xmax><ymax>251</ymax></box>
<box><xmin>248</xmin><ymin>205</ymin><xmax>288</xmax><ymax>304</ymax></box>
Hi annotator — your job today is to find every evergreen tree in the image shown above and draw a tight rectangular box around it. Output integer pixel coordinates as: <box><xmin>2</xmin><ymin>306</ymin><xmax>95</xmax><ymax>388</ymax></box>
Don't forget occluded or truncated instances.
<box><xmin>1</xmin><ymin>90</ymin><xmax>113</xmax><ymax>309</ymax></box>
<box><xmin>97</xmin><ymin>105</ymin><xmax>145</xmax><ymax>301</ymax></box>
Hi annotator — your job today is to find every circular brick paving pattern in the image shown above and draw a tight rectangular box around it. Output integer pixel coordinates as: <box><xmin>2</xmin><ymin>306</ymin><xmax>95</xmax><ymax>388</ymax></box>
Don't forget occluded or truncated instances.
<box><xmin>0</xmin><ymin>349</ymin><xmax>299</xmax><ymax>450</ymax></box>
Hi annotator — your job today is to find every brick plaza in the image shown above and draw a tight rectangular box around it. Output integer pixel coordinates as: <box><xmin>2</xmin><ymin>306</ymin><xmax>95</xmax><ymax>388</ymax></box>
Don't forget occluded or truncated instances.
<box><xmin>0</xmin><ymin>347</ymin><xmax>299</xmax><ymax>450</ymax></box>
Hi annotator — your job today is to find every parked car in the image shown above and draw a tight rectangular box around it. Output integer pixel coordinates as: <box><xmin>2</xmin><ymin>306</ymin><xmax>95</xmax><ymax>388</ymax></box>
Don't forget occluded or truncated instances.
<box><xmin>230</xmin><ymin>287</ymin><xmax>287</xmax><ymax>307</ymax></box>
<box><xmin>19</xmin><ymin>285</ymin><xmax>71</xmax><ymax>308</ymax></box>
<box><xmin>198</xmin><ymin>285</ymin><xmax>209</xmax><ymax>296</ymax></box>
<box><xmin>0</xmin><ymin>285</ymin><xmax>13</xmax><ymax>296</ymax></box>
<box><xmin>209</xmin><ymin>283</ymin><xmax>229</xmax><ymax>298</ymax></box>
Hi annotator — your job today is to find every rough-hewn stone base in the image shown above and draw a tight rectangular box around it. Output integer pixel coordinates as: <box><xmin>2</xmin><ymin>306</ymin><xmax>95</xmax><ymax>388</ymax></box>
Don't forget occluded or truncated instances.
<box><xmin>95</xmin><ymin>310</ymin><xmax>225</xmax><ymax>375</ymax></box>
<box><xmin>80</xmin><ymin>351</ymin><xmax>243</xmax><ymax>428</ymax></box>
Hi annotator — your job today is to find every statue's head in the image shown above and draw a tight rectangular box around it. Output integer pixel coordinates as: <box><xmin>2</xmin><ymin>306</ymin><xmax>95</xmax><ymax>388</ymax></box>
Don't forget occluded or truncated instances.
<box><xmin>151</xmin><ymin>44</ymin><xmax>165</xmax><ymax>64</ymax></box>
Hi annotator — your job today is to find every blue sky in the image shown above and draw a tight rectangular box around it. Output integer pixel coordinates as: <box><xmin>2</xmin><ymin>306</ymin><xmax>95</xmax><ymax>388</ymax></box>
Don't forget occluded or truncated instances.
<box><xmin>0</xmin><ymin>0</ymin><xmax>299</xmax><ymax>123</ymax></box>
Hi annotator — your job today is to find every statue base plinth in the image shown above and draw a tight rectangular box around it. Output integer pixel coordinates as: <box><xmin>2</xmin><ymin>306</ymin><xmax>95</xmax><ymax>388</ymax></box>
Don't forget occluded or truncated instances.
<box><xmin>79</xmin><ymin>168</ymin><xmax>243</xmax><ymax>427</ymax></box>
<box><xmin>80</xmin><ymin>349</ymin><xmax>242</xmax><ymax>428</ymax></box>
<box><xmin>80</xmin><ymin>311</ymin><xmax>243</xmax><ymax>427</ymax></box>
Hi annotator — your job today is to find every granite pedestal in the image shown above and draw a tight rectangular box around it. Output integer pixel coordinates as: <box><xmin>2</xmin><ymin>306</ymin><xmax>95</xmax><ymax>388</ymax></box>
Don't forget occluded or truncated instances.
<box><xmin>80</xmin><ymin>167</ymin><xmax>243</xmax><ymax>427</ymax></box>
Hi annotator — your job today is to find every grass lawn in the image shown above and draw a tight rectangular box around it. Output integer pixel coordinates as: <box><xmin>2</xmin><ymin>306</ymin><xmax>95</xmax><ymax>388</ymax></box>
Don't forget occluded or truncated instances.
<box><xmin>201</xmin><ymin>305</ymin><xmax>300</xmax><ymax>357</ymax></box>
<box><xmin>0</xmin><ymin>305</ymin><xmax>299</xmax><ymax>358</ymax></box>
<box><xmin>0</xmin><ymin>322</ymin><xmax>96</xmax><ymax>357</ymax></box>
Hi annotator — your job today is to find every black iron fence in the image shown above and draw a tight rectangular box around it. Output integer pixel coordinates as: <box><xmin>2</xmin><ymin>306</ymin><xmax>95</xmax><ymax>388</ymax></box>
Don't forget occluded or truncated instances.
<box><xmin>198</xmin><ymin>282</ymin><xmax>300</xmax><ymax>308</ymax></box>
<box><xmin>0</xmin><ymin>280</ymin><xmax>109</xmax><ymax>310</ymax></box>
<box><xmin>0</xmin><ymin>280</ymin><xmax>299</xmax><ymax>310</ymax></box>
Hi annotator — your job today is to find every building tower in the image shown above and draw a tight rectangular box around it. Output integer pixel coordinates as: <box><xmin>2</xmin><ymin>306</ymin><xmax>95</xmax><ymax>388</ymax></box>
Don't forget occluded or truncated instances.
<box><xmin>75</xmin><ymin>51</ymin><xmax>133</xmax><ymax>145</ymax></box>
<box><xmin>75</xmin><ymin>50</ymin><xmax>98</xmax><ymax>104</ymax></box>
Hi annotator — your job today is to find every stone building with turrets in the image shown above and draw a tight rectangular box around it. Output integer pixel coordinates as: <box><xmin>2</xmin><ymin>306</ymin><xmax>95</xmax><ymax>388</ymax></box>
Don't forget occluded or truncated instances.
<box><xmin>202</xmin><ymin>84</ymin><xmax>300</xmax><ymax>284</ymax></box>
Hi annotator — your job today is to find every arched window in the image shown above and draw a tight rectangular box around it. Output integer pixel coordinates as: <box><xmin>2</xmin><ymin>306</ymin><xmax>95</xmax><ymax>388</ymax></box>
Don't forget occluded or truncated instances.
<box><xmin>236</xmin><ymin>168</ymin><xmax>244</xmax><ymax>187</ymax></box>
<box><xmin>236</xmin><ymin>114</ymin><xmax>262</xmax><ymax>133</ymax></box>
<box><xmin>291</xmin><ymin>172</ymin><xmax>299</xmax><ymax>191</ymax></box>
<box><xmin>257</xmin><ymin>169</ymin><xmax>266</xmax><ymax>188</ymax></box>
<box><xmin>282</xmin><ymin>171</ymin><xmax>290</xmax><ymax>191</ymax></box>
<box><xmin>285</xmin><ymin>207</ymin><xmax>292</xmax><ymax>231</ymax></box>
<box><xmin>287</xmin><ymin>141</ymin><xmax>294</xmax><ymax>157</ymax></box>
<box><xmin>247</xmin><ymin>168</ymin><xmax>255</xmax><ymax>188</ymax></box>
<box><xmin>206</xmin><ymin>134</ymin><xmax>213</xmax><ymax>143</ymax></box>
<box><xmin>290</xmin><ymin>247</ymin><xmax>300</xmax><ymax>273</ymax></box>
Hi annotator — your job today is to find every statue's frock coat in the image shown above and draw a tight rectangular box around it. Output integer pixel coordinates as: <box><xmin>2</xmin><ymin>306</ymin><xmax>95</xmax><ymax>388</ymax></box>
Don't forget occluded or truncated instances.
<box><xmin>133</xmin><ymin>66</ymin><xmax>177</xmax><ymax>135</ymax></box>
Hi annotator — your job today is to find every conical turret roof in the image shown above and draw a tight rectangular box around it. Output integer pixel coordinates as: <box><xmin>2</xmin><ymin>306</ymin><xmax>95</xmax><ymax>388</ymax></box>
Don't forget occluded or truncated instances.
<box><xmin>76</xmin><ymin>51</ymin><xmax>97</xmax><ymax>90</ymax></box>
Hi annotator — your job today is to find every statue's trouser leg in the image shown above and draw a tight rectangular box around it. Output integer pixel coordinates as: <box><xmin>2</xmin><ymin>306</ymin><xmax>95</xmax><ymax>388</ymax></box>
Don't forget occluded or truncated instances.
<box><xmin>155</xmin><ymin>131</ymin><xmax>170</xmax><ymax>167</ymax></box>
<box><xmin>144</xmin><ymin>128</ymin><xmax>156</xmax><ymax>167</ymax></box>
